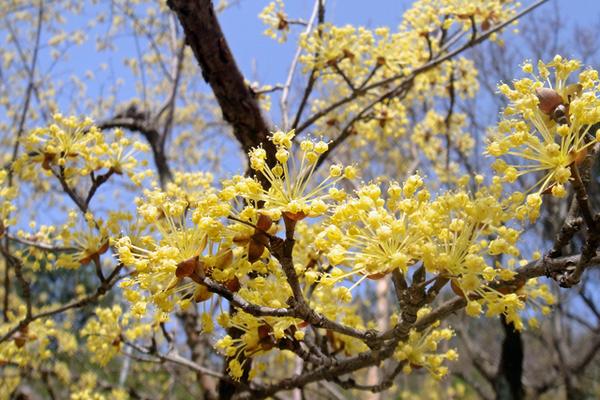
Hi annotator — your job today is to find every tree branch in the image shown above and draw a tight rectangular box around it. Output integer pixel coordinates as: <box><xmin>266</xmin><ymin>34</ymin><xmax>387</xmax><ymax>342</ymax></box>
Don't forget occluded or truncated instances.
<box><xmin>98</xmin><ymin>112</ymin><xmax>172</xmax><ymax>186</ymax></box>
<box><xmin>167</xmin><ymin>0</ymin><xmax>277</xmax><ymax>173</ymax></box>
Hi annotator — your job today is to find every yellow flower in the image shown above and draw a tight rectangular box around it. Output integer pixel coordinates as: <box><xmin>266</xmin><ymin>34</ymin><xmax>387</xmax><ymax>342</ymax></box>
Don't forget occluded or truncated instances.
<box><xmin>393</xmin><ymin>324</ymin><xmax>456</xmax><ymax>379</ymax></box>
<box><xmin>80</xmin><ymin>306</ymin><xmax>124</xmax><ymax>366</ymax></box>
<box><xmin>116</xmin><ymin>184</ymin><xmax>235</xmax><ymax>316</ymax></box>
<box><xmin>216</xmin><ymin>311</ymin><xmax>303</xmax><ymax>380</ymax></box>
<box><xmin>317</xmin><ymin>177</ymin><xmax>429</xmax><ymax>286</ymax></box>
<box><xmin>259</xmin><ymin>0</ymin><xmax>290</xmax><ymax>43</ymax></box>
<box><xmin>17</xmin><ymin>114</ymin><xmax>150</xmax><ymax>184</ymax></box>
<box><xmin>56</xmin><ymin>212</ymin><xmax>109</xmax><ymax>269</ymax></box>
<box><xmin>488</xmin><ymin>57</ymin><xmax>600</xmax><ymax>197</ymax></box>
<box><xmin>243</xmin><ymin>131</ymin><xmax>353</xmax><ymax>220</ymax></box>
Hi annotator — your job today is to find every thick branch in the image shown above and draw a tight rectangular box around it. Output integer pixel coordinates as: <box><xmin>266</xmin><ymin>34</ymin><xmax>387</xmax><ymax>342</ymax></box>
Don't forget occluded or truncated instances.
<box><xmin>167</xmin><ymin>0</ymin><xmax>277</xmax><ymax>171</ymax></box>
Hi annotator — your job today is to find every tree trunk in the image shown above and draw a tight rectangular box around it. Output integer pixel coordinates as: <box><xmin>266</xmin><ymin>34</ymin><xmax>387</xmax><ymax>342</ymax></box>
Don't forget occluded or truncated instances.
<box><xmin>495</xmin><ymin>316</ymin><xmax>524</xmax><ymax>400</ymax></box>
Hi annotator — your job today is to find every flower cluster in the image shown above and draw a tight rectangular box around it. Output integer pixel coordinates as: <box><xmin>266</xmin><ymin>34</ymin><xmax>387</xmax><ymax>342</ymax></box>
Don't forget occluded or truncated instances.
<box><xmin>402</xmin><ymin>0</ymin><xmax>517</xmax><ymax>37</ymax></box>
<box><xmin>488</xmin><ymin>56</ymin><xmax>600</xmax><ymax>201</ymax></box>
<box><xmin>0</xmin><ymin>305</ymin><xmax>77</xmax><ymax>368</ymax></box>
<box><xmin>81</xmin><ymin>305</ymin><xmax>150</xmax><ymax>366</ymax></box>
<box><xmin>310</xmin><ymin>172</ymin><xmax>553</xmax><ymax>329</ymax></box>
<box><xmin>353</xmin><ymin>98</ymin><xmax>409</xmax><ymax>140</ymax></box>
<box><xmin>420</xmin><ymin>180</ymin><xmax>540</xmax><ymax>326</ymax></box>
<box><xmin>243</xmin><ymin>130</ymin><xmax>356</xmax><ymax>221</ymax></box>
<box><xmin>80</xmin><ymin>305</ymin><xmax>124</xmax><ymax>366</ymax></box>
<box><xmin>17</xmin><ymin>113</ymin><xmax>150</xmax><ymax>185</ymax></box>
<box><xmin>55</xmin><ymin>211</ymin><xmax>110</xmax><ymax>269</ymax></box>
<box><xmin>259</xmin><ymin>0</ymin><xmax>290</xmax><ymax>43</ymax></box>
<box><xmin>216</xmin><ymin>311</ymin><xmax>304</xmax><ymax>380</ymax></box>
<box><xmin>11</xmin><ymin>224</ymin><xmax>60</xmax><ymax>271</ymax></box>
<box><xmin>412</xmin><ymin>110</ymin><xmax>474</xmax><ymax>164</ymax></box>
<box><xmin>315</xmin><ymin>175</ymin><xmax>429</xmax><ymax>288</ymax></box>
<box><xmin>296</xmin><ymin>1</ymin><xmax>505</xmax><ymax>184</ymax></box>
<box><xmin>116</xmin><ymin>215</ymin><xmax>229</xmax><ymax>317</ymax></box>
<box><xmin>110</xmin><ymin>128</ymin><xmax>556</xmax><ymax>382</ymax></box>
<box><xmin>393</xmin><ymin>319</ymin><xmax>457</xmax><ymax>379</ymax></box>
<box><xmin>299</xmin><ymin>1</ymin><xmax>516</xmax><ymax>79</ymax></box>
<box><xmin>69</xmin><ymin>372</ymin><xmax>129</xmax><ymax>400</ymax></box>
<box><xmin>300</xmin><ymin>24</ymin><xmax>383</xmax><ymax>77</ymax></box>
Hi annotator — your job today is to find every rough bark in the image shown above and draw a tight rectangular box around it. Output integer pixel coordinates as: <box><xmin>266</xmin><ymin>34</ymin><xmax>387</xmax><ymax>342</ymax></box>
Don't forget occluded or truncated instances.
<box><xmin>166</xmin><ymin>0</ymin><xmax>277</xmax><ymax>174</ymax></box>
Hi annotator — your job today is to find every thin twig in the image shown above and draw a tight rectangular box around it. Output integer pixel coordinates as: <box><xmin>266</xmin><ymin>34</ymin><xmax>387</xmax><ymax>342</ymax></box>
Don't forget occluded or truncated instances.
<box><xmin>2</xmin><ymin>2</ymin><xmax>44</xmax><ymax>322</ymax></box>
<box><xmin>0</xmin><ymin>263</ymin><xmax>124</xmax><ymax>344</ymax></box>
<box><xmin>294</xmin><ymin>0</ymin><xmax>550</xmax><ymax>136</ymax></box>
<box><xmin>280</xmin><ymin>0</ymin><xmax>322</xmax><ymax>129</ymax></box>
<box><xmin>290</xmin><ymin>0</ymin><xmax>326</xmax><ymax>131</ymax></box>
<box><xmin>6</xmin><ymin>235</ymin><xmax>75</xmax><ymax>252</ymax></box>
<box><xmin>124</xmin><ymin>340</ymin><xmax>228</xmax><ymax>380</ymax></box>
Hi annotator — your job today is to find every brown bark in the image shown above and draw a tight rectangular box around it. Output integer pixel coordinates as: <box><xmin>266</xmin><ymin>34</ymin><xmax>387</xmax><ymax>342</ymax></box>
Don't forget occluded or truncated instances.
<box><xmin>167</xmin><ymin>0</ymin><xmax>277</xmax><ymax>174</ymax></box>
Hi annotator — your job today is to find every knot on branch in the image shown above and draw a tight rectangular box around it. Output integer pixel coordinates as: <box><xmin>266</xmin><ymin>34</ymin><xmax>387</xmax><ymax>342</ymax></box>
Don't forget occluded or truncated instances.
<box><xmin>365</xmin><ymin>329</ymin><xmax>381</xmax><ymax>350</ymax></box>
<box><xmin>555</xmin><ymin>262</ymin><xmax>578</xmax><ymax>288</ymax></box>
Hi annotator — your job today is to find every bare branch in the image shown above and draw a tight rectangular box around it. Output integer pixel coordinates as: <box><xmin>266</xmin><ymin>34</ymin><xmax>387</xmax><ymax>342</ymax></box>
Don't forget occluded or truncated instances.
<box><xmin>280</xmin><ymin>0</ymin><xmax>322</xmax><ymax>129</ymax></box>
<box><xmin>0</xmin><ymin>263</ymin><xmax>124</xmax><ymax>344</ymax></box>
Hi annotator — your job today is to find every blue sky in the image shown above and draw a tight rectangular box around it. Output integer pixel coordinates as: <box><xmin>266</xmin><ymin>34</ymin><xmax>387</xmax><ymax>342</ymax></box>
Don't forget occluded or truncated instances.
<box><xmin>31</xmin><ymin>0</ymin><xmax>600</xmax><ymax>141</ymax></box>
<box><xmin>11</xmin><ymin>0</ymin><xmax>600</xmax><ymax>226</ymax></box>
<box><xmin>24</xmin><ymin>0</ymin><xmax>600</xmax><ymax>134</ymax></box>
<box><xmin>219</xmin><ymin>0</ymin><xmax>600</xmax><ymax>89</ymax></box>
